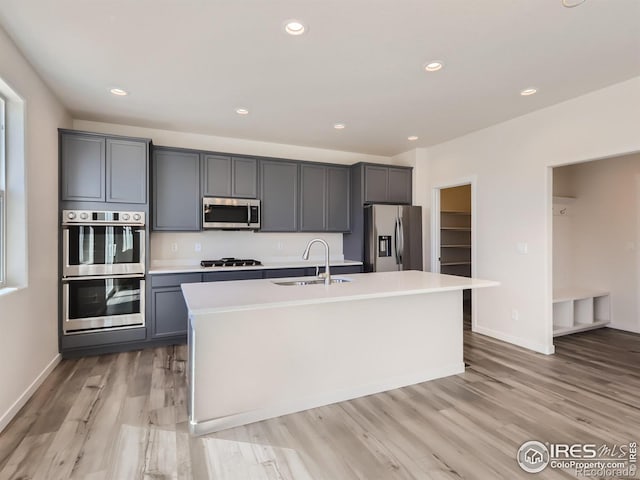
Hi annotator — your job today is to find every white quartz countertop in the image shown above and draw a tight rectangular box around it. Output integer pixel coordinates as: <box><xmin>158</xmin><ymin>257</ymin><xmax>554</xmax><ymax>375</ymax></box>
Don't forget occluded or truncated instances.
<box><xmin>148</xmin><ymin>259</ymin><xmax>363</xmax><ymax>275</ymax></box>
<box><xmin>182</xmin><ymin>270</ymin><xmax>499</xmax><ymax>315</ymax></box>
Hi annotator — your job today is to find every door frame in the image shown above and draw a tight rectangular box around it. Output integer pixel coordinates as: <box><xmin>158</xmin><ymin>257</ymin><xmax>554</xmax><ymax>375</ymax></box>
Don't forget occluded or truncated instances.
<box><xmin>431</xmin><ymin>176</ymin><xmax>478</xmax><ymax>329</ymax></box>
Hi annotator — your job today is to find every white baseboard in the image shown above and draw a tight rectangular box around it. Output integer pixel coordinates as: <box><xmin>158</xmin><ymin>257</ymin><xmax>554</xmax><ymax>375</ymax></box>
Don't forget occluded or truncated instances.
<box><xmin>607</xmin><ymin>324</ymin><xmax>640</xmax><ymax>334</ymax></box>
<box><xmin>474</xmin><ymin>326</ymin><xmax>555</xmax><ymax>355</ymax></box>
<box><xmin>191</xmin><ymin>362</ymin><xmax>465</xmax><ymax>435</ymax></box>
<box><xmin>0</xmin><ymin>354</ymin><xmax>61</xmax><ymax>433</ymax></box>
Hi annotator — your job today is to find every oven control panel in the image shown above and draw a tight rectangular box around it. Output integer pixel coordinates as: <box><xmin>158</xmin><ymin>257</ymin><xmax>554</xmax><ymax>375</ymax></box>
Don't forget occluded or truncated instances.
<box><xmin>62</xmin><ymin>210</ymin><xmax>145</xmax><ymax>225</ymax></box>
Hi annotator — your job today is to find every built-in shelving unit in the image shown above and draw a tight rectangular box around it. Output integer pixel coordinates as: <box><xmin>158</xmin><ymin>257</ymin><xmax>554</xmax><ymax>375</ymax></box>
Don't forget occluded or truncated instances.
<box><xmin>553</xmin><ymin>288</ymin><xmax>610</xmax><ymax>337</ymax></box>
<box><xmin>440</xmin><ymin>210</ymin><xmax>471</xmax><ymax>278</ymax></box>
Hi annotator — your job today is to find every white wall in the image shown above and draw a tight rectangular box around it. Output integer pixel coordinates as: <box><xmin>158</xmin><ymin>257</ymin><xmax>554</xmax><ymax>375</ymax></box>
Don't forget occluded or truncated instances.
<box><xmin>409</xmin><ymin>76</ymin><xmax>640</xmax><ymax>354</ymax></box>
<box><xmin>0</xmin><ymin>26</ymin><xmax>71</xmax><ymax>431</ymax></box>
<box><xmin>554</xmin><ymin>153</ymin><xmax>640</xmax><ymax>333</ymax></box>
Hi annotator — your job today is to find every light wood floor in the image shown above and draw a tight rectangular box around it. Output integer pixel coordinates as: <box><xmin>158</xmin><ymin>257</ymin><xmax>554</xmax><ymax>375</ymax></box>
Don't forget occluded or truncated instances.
<box><xmin>0</xmin><ymin>327</ymin><xmax>638</xmax><ymax>479</ymax></box>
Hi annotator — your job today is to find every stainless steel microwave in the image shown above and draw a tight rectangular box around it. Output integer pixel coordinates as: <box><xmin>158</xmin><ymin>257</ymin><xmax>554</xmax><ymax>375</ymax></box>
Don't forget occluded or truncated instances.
<box><xmin>202</xmin><ymin>197</ymin><xmax>260</xmax><ymax>230</ymax></box>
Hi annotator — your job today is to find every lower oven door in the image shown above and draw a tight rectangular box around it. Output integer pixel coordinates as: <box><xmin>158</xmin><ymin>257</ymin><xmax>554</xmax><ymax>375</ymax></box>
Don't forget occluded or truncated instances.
<box><xmin>62</xmin><ymin>275</ymin><xmax>145</xmax><ymax>334</ymax></box>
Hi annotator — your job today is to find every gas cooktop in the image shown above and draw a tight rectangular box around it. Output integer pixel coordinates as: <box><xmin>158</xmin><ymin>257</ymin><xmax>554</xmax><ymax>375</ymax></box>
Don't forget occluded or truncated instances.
<box><xmin>200</xmin><ymin>258</ymin><xmax>263</xmax><ymax>267</ymax></box>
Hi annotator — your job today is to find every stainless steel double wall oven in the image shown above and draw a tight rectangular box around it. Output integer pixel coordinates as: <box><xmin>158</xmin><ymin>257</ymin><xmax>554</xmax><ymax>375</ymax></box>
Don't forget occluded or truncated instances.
<box><xmin>61</xmin><ymin>210</ymin><xmax>146</xmax><ymax>334</ymax></box>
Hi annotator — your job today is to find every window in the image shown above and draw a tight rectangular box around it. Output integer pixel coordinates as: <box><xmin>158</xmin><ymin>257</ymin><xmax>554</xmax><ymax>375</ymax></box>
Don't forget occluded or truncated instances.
<box><xmin>0</xmin><ymin>94</ymin><xmax>5</xmax><ymax>287</ymax></box>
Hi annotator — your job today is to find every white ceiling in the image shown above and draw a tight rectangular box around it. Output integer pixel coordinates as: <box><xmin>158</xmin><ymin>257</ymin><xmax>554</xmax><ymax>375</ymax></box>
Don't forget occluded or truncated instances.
<box><xmin>1</xmin><ymin>0</ymin><xmax>639</xmax><ymax>156</ymax></box>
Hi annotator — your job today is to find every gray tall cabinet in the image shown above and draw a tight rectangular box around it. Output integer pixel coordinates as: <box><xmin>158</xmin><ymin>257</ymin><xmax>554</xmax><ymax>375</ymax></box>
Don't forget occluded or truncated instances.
<box><xmin>260</xmin><ymin>160</ymin><xmax>300</xmax><ymax>232</ymax></box>
<box><xmin>152</xmin><ymin>148</ymin><xmax>201</xmax><ymax>231</ymax></box>
<box><xmin>300</xmin><ymin>164</ymin><xmax>350</xmax><ymax>232</ymax></box>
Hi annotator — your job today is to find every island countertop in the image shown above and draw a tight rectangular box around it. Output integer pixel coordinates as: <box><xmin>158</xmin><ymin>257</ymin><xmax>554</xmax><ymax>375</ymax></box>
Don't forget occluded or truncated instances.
<box><xmin>181</xmin><ymin>270</ymin><xmax>499</xmax><ymax>316</ymax></box>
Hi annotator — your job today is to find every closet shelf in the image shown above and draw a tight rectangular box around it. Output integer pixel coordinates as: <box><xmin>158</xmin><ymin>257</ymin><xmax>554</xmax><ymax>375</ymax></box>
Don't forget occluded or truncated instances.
<box><xmin>440</xmin><ymin>227</ymin><xmax>471</xmax><ymax>231</ymax></box>
<box><xmin>441</xmin><ymin>244</ymin><xmax>472</xmax><ymax>248</ymax></box>
<box><xmin>441</xmin><ymin>261</ymin><xmax>471</xmax><ymax>266</ymax></box>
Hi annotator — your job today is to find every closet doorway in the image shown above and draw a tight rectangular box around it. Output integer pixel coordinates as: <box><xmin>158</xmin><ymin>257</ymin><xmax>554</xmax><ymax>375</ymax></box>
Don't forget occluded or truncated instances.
<box><xmin>433</xmin><ymin>182</ymin><xmax>475</xmax><ymax>328</ymax></box>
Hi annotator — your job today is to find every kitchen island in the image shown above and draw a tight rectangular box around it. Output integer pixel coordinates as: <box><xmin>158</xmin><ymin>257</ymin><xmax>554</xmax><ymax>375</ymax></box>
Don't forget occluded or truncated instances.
<box><xmin>182</xmin><ymin>270</ymin><xmax>498</xmax><ymax>435</ymax></box>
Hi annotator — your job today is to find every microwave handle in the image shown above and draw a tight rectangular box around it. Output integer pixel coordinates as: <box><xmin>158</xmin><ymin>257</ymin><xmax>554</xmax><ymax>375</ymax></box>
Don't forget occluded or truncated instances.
<box><xmin>247</xmin><ymin>204</ymin><xmax>251</xmax><ymax>226</ymax></box>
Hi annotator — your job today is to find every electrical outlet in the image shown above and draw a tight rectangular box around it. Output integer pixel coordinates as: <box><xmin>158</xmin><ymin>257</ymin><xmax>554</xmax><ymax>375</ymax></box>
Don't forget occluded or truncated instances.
<box><xmin>277</xmin><ymin>241</ymin><xmax>284</xmax><ymax>251</ymax></box>
<box><xmin>170</xmin><ymin>242</ymin><xmax>178</xmax><ymax>253</ymax></box>
<box><xmin>511</xmin><ymin>309</ymin><xmax>519</xmax><ymax>321</ymax></box>
<box><xmin>517</xmin><ymin>242</ymin><xmax>528</xmax><ymax>254</ymax></box>
<box><xmin>195</xmin><ymin>242</ymin><xmax>202</xmax><ymax>252</ymax></box>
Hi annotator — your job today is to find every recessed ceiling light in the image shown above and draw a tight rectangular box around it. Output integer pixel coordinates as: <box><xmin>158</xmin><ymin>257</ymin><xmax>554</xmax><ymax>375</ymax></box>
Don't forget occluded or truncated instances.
<box><xmin>235</xmin><ymin>107</ymin><xmax>249</xmax><ymax>115</ymax></box>
<box><xmin>520</xmin><ymin>88</ymin><xmax>538</xmax><ymax>96</ymax></box>
<box><xmin>424</xmin><ymin>61</ymin><xmax>443</xmax><ymax>72</ymax></box>
<box><xmin>562</xmin><ymin>0</ymin><xmax>586</xmax><ymax>7</ymax></box>
<box><xmin>109</xmin><ymin>88</ymin><xmax>128</xmax><ymax>96</ymax></box>
<box><xmin>284</xmin><ymin>20</ymin><xmax>306</xmax><ymax>36</ymax></box>
<box><xmin>333</xmin><ymin>123</ymin><xmax>346</xmax><ymax>130</ymax></box>
<box><xmin>408</xmin><ymin>136</ymin><xmax>419</xmax><ymax>141</ymax></box>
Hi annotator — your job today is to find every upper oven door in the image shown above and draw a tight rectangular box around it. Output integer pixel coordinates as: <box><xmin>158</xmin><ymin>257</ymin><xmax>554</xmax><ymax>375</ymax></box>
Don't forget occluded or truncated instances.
<box><xmin>202</xmin><ymin>197</ymin><xmax>260</xmax><ymax>229</ymax></box>
<box><xmin>63</xmin><ymin>225</ymin><xmax>145</xmax><ymax>277</ymax></box>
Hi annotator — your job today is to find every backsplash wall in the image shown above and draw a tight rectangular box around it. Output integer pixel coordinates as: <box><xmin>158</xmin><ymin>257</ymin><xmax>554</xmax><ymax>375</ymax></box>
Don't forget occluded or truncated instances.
<box><xmin>150</xmin><ymin>231</ymin><xmax>345</xmax><ymax>265</ymax></box>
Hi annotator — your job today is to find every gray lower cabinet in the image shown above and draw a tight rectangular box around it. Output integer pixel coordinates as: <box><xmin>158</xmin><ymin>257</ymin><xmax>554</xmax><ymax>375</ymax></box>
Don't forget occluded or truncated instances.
<box><xmin>152</xmin><ymin>148</ymin><xmax>201</xmax><ymax>230</ymax></box>
<box><xmin>148</xmin><ymin>266</ymin><xmax>362</xmax><ymax>340</ymax></box>
<box><xmin>260</xmin><ymin>160</ymin><xmax>299</xmax><ymax>232</ymax></box>
<box><xmin>263</xmin><ymin>268</ymin><xmax>307</xmax><ymax>278</ymax></box>
<box><xmin>299</xmin><ymin>164</ymin><xmax>350</xmax><ymax>232</ymax></box>
<box><xmin>304</xmin><ymin>265</ymin><xmax>363</xmax><ymax>276</ymax></box>
<box><xmin>202</xmin><ymin>155</ymin><xmax>257</xmax><ymax>198</ymax></box>
<box><xmin>150</xmin><ymin>273</ymin><xmax>202</xmax><ymax>338</ymax></box>
<box><xmin>60</xmin><ymin>131</ymin><xmax>149</xmax><ymax>204</ymax></box>
<box><xmin>202</xmin><ymin>271</ymin><xmax>263</xmax><ymax>282</ymax></box>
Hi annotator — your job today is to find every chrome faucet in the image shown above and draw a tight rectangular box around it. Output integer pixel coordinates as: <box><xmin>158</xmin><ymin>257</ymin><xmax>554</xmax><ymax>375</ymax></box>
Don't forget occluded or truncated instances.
<box><xmin>302</xmin><ymin>238</ymin><xmax>331</xmax><ymax>286</ymax></box>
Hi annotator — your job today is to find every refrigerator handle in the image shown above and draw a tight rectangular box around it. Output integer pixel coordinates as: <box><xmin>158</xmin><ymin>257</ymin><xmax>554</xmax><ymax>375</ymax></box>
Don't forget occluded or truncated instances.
<box><xmin>398</xmin><ymin>216</ymin><xmax>404</xmax><ymax>267</ymax></box>
<box><xmin>394</xmin><ymin>217</ymin><xmax>400</xmax><ymax>265</ymax></box>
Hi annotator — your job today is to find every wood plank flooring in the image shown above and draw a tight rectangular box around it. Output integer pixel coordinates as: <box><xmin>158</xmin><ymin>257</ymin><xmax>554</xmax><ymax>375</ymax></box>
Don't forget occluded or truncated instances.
<box><xmin>0</xmin><ymin>327</ymin><xmax>638</xmax><ymax>479</ymax></box>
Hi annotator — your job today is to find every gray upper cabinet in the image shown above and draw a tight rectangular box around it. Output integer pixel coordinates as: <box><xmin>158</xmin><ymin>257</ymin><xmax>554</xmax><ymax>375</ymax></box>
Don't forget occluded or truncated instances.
<box><xmin>232</xmin><ymin>158</ymin><xmax>257</xmax><ymax>198</ymax></box>
<box><xmin>60</xmin><ymin>131</ymin><xmax>148</xmax><ymax>204</ymax></box>
<box><xmin>363</xmin><ymin>164</ymin><xmax>412</xmax><ymax>204</ymax></box>
<box><xmin>152</xmin><ymin>148</ymin><xmax>201</xmax><ymax>231</ymax></box>
<box><xmin>202</xmin><ymin>154</ymin><xmax>232</xmax><ymax>196</ymax></box>
<box><xmin>202</xmin><ymin>154</ymin><xmax>257</xmax><ymax>198</ymax></box>
<box><xmin>300</xmin><ymin>164</ymin><xmax>350</xmax><ymax>232</ymax></box>
<box><xmin>363</xmin><ymin>165</ymin><xmax>389</xmax><ymax>203</ymax></box>
<box><xmin>327</xmin><ymin>166</ymin><xmax>350</xmax><ymax>231</ymax></box>
<box><xmin>61</xmin><ymin>133</ymin><xmax>106</xmax><ymax>202</ymax></box>
<box><xmin>388</xmin><ymin>167</ymin><xmax>412</xmax><ymax>204</ymax></box>
<box><xmin>106</xmin><ymin>138</ymin><xmax>147</xmax><ymax>204</ymax></box>
<box><xmin>260</xmin><ymin>160</ymin><xmax>299</xmax><ymax>232</ymax></box>
<box><xmin>300</xmin><ymin>164</ymin><xmax>327</xmax><ymax>231</ymax></box>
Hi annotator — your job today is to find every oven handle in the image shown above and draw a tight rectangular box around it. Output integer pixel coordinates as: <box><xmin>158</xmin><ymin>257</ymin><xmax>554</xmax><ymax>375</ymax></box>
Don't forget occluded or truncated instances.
<box><xmin>139</xmin><ymin>229</ymin><xmax>146</xmax><ymax>271</ymax></box>
<box><xmin>62</xmin><ymin>228</ymin><xmax>70</xmax><ymax>273</ymax></box>
<box><xmin>62</xmin><ymin>273</ymin><xmax>145</xmax><ymax>282</ymax></box>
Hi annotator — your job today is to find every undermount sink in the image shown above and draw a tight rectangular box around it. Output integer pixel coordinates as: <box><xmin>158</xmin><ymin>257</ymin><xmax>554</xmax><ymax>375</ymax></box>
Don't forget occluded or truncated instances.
<box><xmin>273</xmin><ymin>277</ymin><xmax>353</xmax><ymax>286</ymax></box>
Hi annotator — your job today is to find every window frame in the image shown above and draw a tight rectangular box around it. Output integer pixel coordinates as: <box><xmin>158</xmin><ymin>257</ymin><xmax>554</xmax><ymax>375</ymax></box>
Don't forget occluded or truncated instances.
<box><xmin>0</xmin><ymin>94</ymin><xmax>5</xmax><ymax>287</ymax></box>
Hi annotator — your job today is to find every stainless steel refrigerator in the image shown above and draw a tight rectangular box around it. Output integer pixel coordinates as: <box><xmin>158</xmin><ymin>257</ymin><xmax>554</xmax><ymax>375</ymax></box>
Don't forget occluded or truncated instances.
<box><xmin>364</xmin><ymin>204</ymin><xmax>423</xmax><ymax>272</ymax></box>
